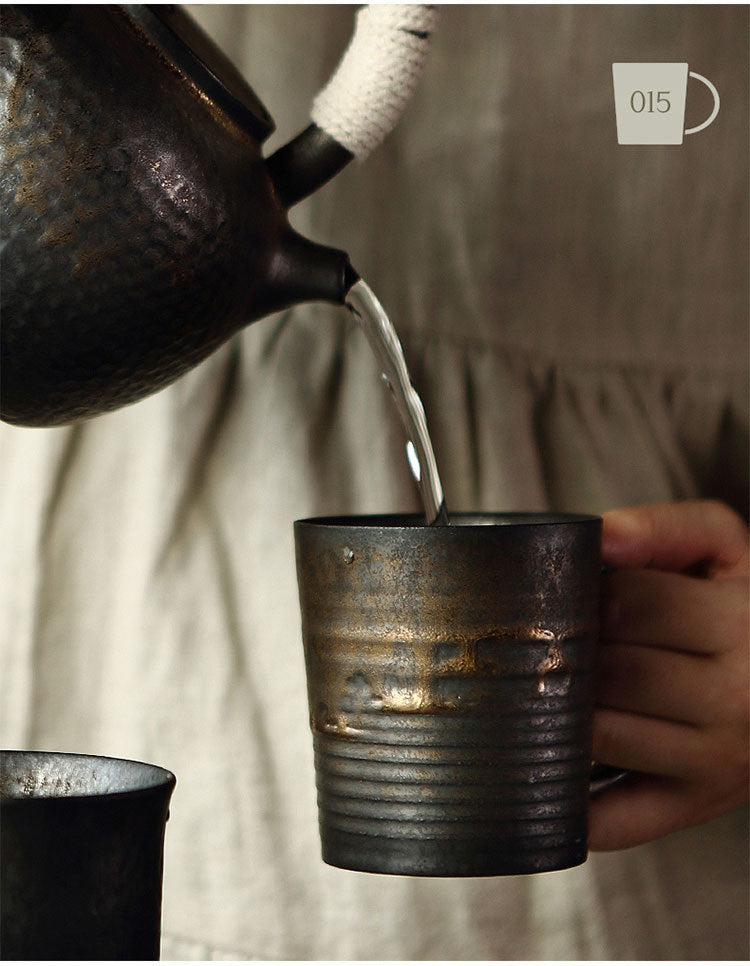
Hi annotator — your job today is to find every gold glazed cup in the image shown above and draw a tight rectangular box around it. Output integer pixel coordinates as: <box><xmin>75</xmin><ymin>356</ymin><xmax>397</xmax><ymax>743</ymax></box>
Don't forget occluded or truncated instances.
<box><xmin>295</xmin><ymin>512</ymin><xmax>602</xmax><ymax>876</ymax></box>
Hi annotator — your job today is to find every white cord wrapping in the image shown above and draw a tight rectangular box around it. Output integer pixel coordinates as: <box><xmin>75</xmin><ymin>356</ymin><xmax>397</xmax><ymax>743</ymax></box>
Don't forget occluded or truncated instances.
<box><xmin>311</xmin><ymin>5</ymin><xmax>438</xmax><ymax>160</ymax></box>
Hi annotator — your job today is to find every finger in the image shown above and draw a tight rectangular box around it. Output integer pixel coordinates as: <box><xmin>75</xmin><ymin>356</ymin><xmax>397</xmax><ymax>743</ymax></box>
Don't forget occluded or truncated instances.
<box><xmin>592</xmin><ymin>705</ymin><xmax>706</xmax><ymax>780</ymax></box>
<box><xmin>596</xmin><ymin>642</ymin><xmax>716</xmax><ymax>726</ymax></box>
<box><xmin>588</xmin><ymin>774</ymin><xmax>704</xmax><ymax>851</ymax></box>
<box><xmin>602</xmin><ymin>500</ymin><xmax>748</xmax><ymax>575</ymax></box>
<box><xmin>601</xmin><ymin>568</ymin><xmax>742</xmax><ymax>655</ymax></box>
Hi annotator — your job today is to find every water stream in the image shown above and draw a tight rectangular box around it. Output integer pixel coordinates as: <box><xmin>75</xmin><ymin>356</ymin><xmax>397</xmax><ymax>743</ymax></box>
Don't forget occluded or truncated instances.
<box><xmin>346</xmin><ymin>279</ymin><xmax>448</xmax><ymax>525</ymax></box>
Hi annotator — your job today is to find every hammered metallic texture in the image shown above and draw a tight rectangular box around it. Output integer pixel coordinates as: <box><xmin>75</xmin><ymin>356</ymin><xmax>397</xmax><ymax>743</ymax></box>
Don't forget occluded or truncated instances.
<box><xmin>0</xmin><ymin>7</ymin><xmax>345</xmax><ymax>425</ymax></box>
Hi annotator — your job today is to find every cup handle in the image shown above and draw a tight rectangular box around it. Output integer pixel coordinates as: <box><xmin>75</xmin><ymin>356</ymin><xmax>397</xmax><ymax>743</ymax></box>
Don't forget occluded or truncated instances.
<box><xmin>590</xmin><ymin>761</ymin><xmax>630</xmax><ymax>796</ymax></box>
<box><xmin>591</xmin><ymin>565</ymin><xmax>631</xmax><ymax>796</ymax></box>
<box><xmin>684</xmin><ymin>71</ymin><xmax>721</xmax><ymax>135</ymax></box>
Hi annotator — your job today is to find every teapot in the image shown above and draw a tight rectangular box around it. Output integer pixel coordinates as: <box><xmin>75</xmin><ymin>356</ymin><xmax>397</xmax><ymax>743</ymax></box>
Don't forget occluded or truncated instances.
<box><xmin>0</xmin><ymin>5</ymin><xmax>435</xmax><ymax>426</ymax></box>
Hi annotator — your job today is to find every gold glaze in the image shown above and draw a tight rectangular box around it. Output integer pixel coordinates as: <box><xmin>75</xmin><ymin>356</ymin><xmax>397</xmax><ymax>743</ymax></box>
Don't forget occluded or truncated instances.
<box><xmin>310</xmin><ymin>624</ymin><xmax>589</xmax><ymax>725</ymax></box>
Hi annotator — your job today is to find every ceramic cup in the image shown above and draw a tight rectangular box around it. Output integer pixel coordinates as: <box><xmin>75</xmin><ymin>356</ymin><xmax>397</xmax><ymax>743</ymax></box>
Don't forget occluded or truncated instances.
<box><xmin>295</xmin><ymin>512</ymin><xmax>602</xmax><ymax>876</ymax></box>
<box><xmin>0</xmin><ymin>750</ymin><xmax>175</xmax><ymax>959</ymax></box>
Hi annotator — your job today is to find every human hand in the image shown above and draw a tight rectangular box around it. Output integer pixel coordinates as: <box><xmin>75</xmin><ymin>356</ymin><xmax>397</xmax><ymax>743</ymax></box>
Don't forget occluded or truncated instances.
<box><xmin>588</xmin><ymin>499</ymin><xmax>749</xmax><ymax>851</ymax></box>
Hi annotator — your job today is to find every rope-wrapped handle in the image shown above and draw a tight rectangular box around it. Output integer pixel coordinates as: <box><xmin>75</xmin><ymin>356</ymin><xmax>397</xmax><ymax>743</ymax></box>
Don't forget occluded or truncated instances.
<box><xmin>267</xmin><ymin>5</ymin><xmax>438</xmax><ymax>207</ymax></box>
<box><xmin>312</xmin><ymin>4</ymin><xmax>438</xmax><ymax>160</ymax></box>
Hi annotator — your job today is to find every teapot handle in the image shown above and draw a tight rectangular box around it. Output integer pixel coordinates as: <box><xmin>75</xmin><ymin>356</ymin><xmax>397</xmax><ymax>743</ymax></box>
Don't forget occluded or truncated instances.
<box><xmin>267</xmin><ymin>5</ymin><xmax>438</xmax><ymax>208</ymax></box>
<box><xmin>589</xmin><ymin>564</ymin><xmax>632</xmax><ymax>797</ymax></box>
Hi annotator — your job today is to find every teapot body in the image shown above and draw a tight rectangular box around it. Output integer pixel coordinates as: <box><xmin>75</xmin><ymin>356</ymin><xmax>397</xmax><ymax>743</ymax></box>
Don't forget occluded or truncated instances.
<box><xmin>0</xmin><ymin>6</ymin><xmax>349</xmax><ymax>426</ymax></box>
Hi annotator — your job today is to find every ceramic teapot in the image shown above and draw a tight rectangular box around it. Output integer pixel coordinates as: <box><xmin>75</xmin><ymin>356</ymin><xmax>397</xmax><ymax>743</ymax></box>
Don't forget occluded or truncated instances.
<box><xmin>0</xmin><ymin>5</ymin><xmax>434</xmax><ymax>425</ymax></box>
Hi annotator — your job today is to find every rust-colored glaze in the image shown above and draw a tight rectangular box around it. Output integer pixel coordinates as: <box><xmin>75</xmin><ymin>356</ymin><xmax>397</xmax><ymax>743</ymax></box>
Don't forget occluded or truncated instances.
<box><xmin>295</xmin><ymin>512</ymin><xmax>602</xmax><ymax>876</ymax></box>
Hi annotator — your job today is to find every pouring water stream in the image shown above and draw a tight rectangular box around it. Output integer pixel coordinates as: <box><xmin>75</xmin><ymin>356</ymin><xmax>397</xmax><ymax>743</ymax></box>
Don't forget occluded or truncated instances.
<box><xmin>346</xmin><ymin>279</ymin><xmax>448</xmax><ymax>525</ymax></box>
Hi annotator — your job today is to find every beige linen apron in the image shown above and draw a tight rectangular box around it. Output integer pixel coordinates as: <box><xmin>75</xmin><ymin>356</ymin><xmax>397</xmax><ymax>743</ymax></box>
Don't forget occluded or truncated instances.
<box><xmin>1</xmin><ymin>6</ymin><xmax>747</xmax><ymax>959</ymax></box>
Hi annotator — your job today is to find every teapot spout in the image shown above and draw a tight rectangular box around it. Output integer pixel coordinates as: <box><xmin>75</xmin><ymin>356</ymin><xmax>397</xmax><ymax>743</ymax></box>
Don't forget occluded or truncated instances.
<box><xmin>254</xmin><ymin>228</ymin><xmax>360</xmax><ymax>319</ymax></box>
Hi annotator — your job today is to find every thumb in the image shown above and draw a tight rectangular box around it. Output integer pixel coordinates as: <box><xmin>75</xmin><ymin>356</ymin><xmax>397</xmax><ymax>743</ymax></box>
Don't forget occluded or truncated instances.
<box><xmin>602</xmin><ymin>500</ymin><xmax>748</xmax><ymax>576</ymax></box>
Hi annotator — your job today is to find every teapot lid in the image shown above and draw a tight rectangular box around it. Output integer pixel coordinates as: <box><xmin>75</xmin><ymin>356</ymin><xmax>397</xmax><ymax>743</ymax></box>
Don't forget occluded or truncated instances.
<box><xmin>123</xmin><ymin>5</ymin><xmax>275</xmax><ymax>142</ymax></box>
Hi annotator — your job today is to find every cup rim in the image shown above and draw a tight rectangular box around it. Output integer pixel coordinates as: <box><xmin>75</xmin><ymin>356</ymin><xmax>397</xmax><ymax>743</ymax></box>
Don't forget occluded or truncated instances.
<box><xmin>295</xmin><ymin>511</ymin><xmax>602</xmax><ymax>529</ymax></box>
<box><xmin>0</xmin><ymin>750</ymin><xmax>176</xmax><ymax>802</ymax></box>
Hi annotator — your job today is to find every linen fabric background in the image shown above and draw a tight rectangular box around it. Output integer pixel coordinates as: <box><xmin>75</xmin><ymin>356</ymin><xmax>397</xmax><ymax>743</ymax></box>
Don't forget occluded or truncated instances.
<box><xmin>1</xmin><ymin>5</ymin><xmax>747</xmax><ymax>959</ymax></box>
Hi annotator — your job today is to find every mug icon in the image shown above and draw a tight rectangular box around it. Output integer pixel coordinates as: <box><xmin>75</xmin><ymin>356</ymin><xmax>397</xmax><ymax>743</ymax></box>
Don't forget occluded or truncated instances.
<box><xmin>612</xmin><ymin>63</ymin><xmax>720</xmax><ymax>144</ymax></box>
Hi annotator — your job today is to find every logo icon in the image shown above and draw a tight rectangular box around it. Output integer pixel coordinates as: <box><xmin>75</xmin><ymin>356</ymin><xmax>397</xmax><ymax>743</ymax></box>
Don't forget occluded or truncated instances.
<box><xmin>612</xmin><ymin>63</ymin><xmax>720</xmax><ymax>144</ymax></box>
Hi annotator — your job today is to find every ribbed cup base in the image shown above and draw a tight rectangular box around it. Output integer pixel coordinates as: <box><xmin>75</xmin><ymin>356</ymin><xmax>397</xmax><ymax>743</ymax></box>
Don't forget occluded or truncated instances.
<box><xmin>313</xmin><ymin>713</ymin><xmax>591</xmax><ymax>876</ymax></box>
